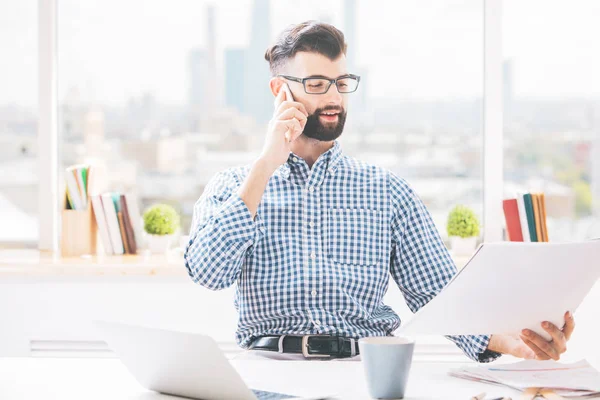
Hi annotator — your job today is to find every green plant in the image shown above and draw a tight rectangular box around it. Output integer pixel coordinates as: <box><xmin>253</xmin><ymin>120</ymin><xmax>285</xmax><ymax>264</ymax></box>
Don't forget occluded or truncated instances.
<box><xmin>573</xmin><ymin>180</ymin><xmax>592</xmax><ymax>217</ymax></box>
<box><xmin>143</xmin><ymin>204</ymin><xmax>180</xmax><ymax>236</ymax></box>
<box><xmin>447</xmin><ymin>205</ymin><xmax>480</xmax><ymax>238</ymax></box>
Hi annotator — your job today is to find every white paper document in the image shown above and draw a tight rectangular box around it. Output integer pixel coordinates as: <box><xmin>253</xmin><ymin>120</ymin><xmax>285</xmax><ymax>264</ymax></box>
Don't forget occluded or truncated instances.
<box><xmin>449</xmin><ymin>359</ymin><xmax>600</xmax><ymax>398</ymax></box>
<box><xmin>398</xmin><ymin>240</ymin><xmax>600</xmax><ymax>340</ymax></box>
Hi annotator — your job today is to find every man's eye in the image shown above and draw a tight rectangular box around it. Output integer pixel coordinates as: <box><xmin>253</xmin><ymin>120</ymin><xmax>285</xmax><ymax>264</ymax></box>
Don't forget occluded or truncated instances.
<box><xmin>308</xmin><ymin>83</ymin><xmax>324</xmax><ymax>88</ymax></box>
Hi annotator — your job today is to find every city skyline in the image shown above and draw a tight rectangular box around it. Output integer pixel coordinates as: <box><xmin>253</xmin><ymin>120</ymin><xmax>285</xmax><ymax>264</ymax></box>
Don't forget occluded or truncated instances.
<box><xmin>2</xmin><ymin>0</ymin><xmax>600</xmax><ymax>108</ymax></box>
<box><xmin>1</xmin><ymin>0</ymin><xmax>599</xmax><ymax>244</ymax></box>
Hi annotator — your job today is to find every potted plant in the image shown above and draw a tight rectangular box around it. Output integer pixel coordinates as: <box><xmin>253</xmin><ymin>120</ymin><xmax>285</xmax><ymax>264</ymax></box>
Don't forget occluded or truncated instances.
<box><xmin>143</xmin><ymin>203</ymin><xmax>181</xmax><ymax>253</ymax></box>
<box><xmin>447</xmin><ymin>205</ymin><xmax>480</xmax><ymax>256</ymax></box>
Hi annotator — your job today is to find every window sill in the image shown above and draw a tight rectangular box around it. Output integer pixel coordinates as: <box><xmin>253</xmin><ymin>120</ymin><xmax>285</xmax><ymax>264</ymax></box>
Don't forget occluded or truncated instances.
<box><xmin>0</xmin><ymin>249</ymin><xmax>188</xmax><ymax>281</ymax></box>
<box><xmin>0</xmin><ymin>249</ymin><xmax>472</xmax><ymax>281</ymax></box>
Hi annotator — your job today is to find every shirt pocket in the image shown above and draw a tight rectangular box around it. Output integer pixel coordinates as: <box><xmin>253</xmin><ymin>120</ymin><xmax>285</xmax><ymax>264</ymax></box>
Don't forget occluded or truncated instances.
<box><xmin>325</xmin><ymin>208</ymin><xmax>385</xmax><ymax>266</ymax></box>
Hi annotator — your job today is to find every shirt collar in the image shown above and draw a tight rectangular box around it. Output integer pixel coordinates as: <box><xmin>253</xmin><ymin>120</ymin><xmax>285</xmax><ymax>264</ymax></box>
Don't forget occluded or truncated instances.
<box><xmin>276</xmin><ymin>140</ymin><xmax>343</xmax><ymax>182</ymax></box>
<box><xmin>326</xmin><ymin>140</ymin><xmax>343</xmax><ymax>172</ymax></box>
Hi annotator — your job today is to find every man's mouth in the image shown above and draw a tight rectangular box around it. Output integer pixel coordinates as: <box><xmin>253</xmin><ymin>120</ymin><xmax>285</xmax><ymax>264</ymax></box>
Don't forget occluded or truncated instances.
<box><xmin>319</xmin><ymin>111</ymin><xmax>339</xmax><ymax>122</ymax></box>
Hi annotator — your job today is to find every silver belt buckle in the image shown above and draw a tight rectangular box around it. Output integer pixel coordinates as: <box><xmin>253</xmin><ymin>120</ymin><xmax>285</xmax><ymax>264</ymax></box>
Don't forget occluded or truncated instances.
<box><xmin>301</xmin><ymin>335</ymin><xmax>331</xmax><ymax>358</ymax></box>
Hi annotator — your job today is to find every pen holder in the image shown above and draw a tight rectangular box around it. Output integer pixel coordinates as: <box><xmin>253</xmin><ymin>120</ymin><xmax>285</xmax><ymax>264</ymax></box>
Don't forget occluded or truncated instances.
<box><xmin>60</xmin><ymin>205</ymin><xmax>98</xmax><ymax>257</ymax></box>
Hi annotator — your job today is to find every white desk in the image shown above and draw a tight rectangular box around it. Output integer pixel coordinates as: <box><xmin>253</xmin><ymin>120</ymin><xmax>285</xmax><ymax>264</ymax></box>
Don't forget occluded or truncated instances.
<box><xmin>0</xmin><ymin>357</ymin><xmax>523</xmax><ymax>400</ymax></box>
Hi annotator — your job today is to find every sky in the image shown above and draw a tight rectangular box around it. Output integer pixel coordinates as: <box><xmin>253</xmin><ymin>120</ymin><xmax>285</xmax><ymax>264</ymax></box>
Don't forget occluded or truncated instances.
<box><xmin>1</xmin><ymin>0</ymin><xmax>599</xmax><ymax>108</ymax></box>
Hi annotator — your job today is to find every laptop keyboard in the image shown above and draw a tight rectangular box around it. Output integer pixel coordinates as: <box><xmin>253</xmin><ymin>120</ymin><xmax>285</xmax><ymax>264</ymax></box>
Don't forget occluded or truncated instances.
<box><xmin>252</xmin><ymin>389</ymin><xmax>297</xmax><ymax>399</ymax></box>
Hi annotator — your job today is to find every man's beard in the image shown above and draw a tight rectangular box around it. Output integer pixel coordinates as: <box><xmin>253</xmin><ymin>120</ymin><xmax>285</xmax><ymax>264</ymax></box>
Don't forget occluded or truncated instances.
<box><xmin>302</xmin><ymin>106</ymin><xmax>347</xmax><ymax>142</ymax></box>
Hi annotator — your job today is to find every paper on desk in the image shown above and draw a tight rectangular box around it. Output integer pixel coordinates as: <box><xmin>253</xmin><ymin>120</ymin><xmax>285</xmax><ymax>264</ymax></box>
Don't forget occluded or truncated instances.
<box><xmin>449</xmin><ymin>359</ymin><xmax>600</xmax><ymax>398</ymax></box>
<box><xmin>398</xmin><ymin>241</ymin><xmax>600</xmax><ymax>341</ymax></box>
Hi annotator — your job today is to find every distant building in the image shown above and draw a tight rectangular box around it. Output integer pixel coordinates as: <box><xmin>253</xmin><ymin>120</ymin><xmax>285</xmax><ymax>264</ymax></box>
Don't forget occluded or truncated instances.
<box><xmin>503</xmin><ymin>59</ymin><xmax>514</xmax><ymax>117</ymax></box>
<box><xmin>242</xmin><ymin>0</ymin><xmax>272</xmax><ymax>124</ymax></box>
<box><xmin>225</xmin><ymin>48</ymin><xmax>246</xmax><ymax>114</ymax></box>
<box><xmin>83</xmin><ymin>108</ymin><xmax>105</xmax><ymax>158</ymax></box>
<box><xmin>344</xmin><ymin>0</ymin><xmax>357</xmax><ymax>73</ymax></box>
<box><xmin>188</xmin><ymin>48</ymin><xmax>209</xmax><ymax>110</ymax></box>
<box><xmin>188</xmin><ymin>4</ymin><xmax>219</xmax><ymax>130</ymax></box>
<box><xmin>205</xmin><ymin>4</ymin><xmax>218</xmax><ymax>110</ymax></box>
<box><xmin>121</xmin><ymin>136</ymin><xmax>187</xmax><ymax>175</ymax></box>
<box><xmin>343</xmin><ymin>0</ymin><xmax>369</xmax><ymax>129</ymax></box>
<box><xmin>61</xmin><ymin>86</ymin><xmax>86</xmax><ymax>141</ymax></box>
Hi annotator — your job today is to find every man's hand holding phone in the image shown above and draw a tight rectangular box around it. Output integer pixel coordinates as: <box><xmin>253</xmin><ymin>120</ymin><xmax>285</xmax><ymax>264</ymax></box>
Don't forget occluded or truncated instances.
<box><xmin>238</xmin><ymin>83</ymin><xmax>308</xmax><ymax>218</ymax></box>
<box><xmin>259</xmin><ymin>83</ymin><xmax>308</xmax><ymax>172</ymax></box>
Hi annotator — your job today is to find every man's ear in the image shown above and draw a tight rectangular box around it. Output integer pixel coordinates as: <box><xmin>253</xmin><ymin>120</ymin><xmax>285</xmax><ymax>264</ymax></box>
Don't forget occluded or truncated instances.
<box><xmin>269</xmin><ymin>77</ymin><xmax>285</xmax><ymax>98</ymax></box>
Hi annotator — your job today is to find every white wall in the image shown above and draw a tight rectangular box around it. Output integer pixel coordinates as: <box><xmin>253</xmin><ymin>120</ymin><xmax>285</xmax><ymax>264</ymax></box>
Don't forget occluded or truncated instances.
<box><xmin>0</xmin><ymin>276</ymin><xmax>414</xmax><ymax>358</ymax></box>
<box><xmin>1</xmin><ymin>277</ymin><xmax>597</xmax><ymax>365</ymax></box>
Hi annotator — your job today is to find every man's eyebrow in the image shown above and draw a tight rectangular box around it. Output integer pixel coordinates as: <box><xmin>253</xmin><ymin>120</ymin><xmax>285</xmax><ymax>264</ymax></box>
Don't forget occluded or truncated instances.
<box><xmin>305</xmin><ymin>74</ymin><xmax>350</xmax><ymax>80</ymax></box>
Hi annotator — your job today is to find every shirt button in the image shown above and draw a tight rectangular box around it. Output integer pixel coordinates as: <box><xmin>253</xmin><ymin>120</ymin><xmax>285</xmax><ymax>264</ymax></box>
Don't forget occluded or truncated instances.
<box><xmin>293</xmin><ymin>157</ymin><xmax>299</xmax><ymax>162</ymax></box>
<box><xmin>309</xmin><ymin>221</ymin><xmax>315</xmax><ymax>228</ymax></box>
<box><xmin>311</xmin><ymin>289</ymin><xmax>318</xmax><ymax>296</ymax></box>
<box><xmin>329</xmin><ymin>169</ymin><xmax>335</xmax><ymax>175</ymax></box>
<box><xmin>310</xmin><ymin>252</ymin><xmax>316</xmax><ymax>260</ymax></box>
<box><xmin>308</xmin><ymin>186</ymin><xmax>314</xmax><ymax>193</ymax></box>
<box><xmin>314</xmin><ymin>320</ymin><xmax>321</xmax><ymax>326</ymax></box>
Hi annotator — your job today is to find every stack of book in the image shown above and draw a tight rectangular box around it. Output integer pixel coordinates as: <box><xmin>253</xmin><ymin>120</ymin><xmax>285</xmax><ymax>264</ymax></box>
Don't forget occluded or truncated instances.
<box><xmin>502</xmin><ymin>192</ymin><xmax>549</xmax><ymax>242</ymax></box>
<box><xmin>90</xmin><ymin>192</ymin><xmax>143</xmax><ymax>255</ymax></box>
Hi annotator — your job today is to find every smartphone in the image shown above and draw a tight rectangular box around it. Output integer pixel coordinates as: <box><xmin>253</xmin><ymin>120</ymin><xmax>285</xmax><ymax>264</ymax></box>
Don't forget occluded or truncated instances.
<box><xmin>281</xmin><ymin>83</ymin><xmax>294</xmax><ymax>142</ymax></box>
<box><xmin>282</xmin><ymin>82</ymin><xmax>294</xmax><ymax>101</ymax></box>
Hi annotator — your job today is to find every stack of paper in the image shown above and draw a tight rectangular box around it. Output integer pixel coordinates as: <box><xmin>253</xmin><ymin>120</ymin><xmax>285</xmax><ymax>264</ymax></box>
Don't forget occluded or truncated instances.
<box><xmin>449</xmin><ymin>360</ymin><xmax>600</xmax><ymax>398</ymax></box>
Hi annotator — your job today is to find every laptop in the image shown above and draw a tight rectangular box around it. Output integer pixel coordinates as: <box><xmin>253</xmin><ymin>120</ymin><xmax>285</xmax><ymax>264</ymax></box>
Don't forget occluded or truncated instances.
<box><xmin>95</xmin><ymin>320</ymin><xmax>329</xmax><ymax>400</ymax></box>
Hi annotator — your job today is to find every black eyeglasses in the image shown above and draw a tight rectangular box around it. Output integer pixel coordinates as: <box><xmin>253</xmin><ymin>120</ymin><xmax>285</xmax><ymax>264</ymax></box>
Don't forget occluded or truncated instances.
<box><xmin>277</xmin><ymin>74</ymin><xmax>361</xmax><ymax>94</ymax></box>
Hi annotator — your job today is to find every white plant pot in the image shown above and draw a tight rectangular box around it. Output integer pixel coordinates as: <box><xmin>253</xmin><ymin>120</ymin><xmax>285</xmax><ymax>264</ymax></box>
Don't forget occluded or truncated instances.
<box><xmin>450</xmin><ymin>236</ymin><xmax>478</xmax><ymax>256</ymax></box>
<box><xmin>146</xmin><ymin>233</ymin><xmax>174</xmax><ymax>254</ymax></box>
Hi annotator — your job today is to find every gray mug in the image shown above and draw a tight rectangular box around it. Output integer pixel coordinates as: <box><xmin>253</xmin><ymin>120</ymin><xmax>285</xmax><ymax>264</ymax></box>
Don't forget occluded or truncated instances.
<box><xmin>358</xmin><ymin>336</ymin><xmax>415</xmax><ymax>399</ymax></box>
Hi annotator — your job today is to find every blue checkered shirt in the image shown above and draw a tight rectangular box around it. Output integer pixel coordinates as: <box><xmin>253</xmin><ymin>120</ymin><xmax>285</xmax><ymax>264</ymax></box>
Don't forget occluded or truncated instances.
<box><xmin>185</xmin><ymin>141</ymin><xmax>501</xmax><ymax>363</ymax></box>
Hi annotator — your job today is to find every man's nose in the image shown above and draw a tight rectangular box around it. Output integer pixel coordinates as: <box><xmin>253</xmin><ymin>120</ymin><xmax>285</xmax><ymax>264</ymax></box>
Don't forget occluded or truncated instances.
<box><xmin>323</xmin><ymin>82</ymin><xmax>343</xmax><ymax>104</ymax></box>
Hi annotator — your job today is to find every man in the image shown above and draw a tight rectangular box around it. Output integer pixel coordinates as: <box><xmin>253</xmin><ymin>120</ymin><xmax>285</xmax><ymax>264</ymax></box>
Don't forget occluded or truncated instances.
<box><xmin>184</xmin><ymin>21</ymin><xmax>575</xmax><ymax>362</ymax></box>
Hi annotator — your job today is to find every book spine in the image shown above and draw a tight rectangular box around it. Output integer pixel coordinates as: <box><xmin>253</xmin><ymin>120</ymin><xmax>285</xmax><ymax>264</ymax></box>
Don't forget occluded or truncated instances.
<box><xmin>540</xmin><ymin>193</ymin><xmax>549</xmax><ymax>242</ymax></box>
<box><xmin>531</xmin><ymin>193</ymin><xmax>544</xmax><ymax>242</ymax></box>
<box><xmin>117</xmin><ymin>212</ymin><xmax>130</xmax><ymax>254</ymax></box>
<box><xmin>101</xmin><ymin>193</ymin><xmax>124</xmax><ymax>254</ymax></box>
<box><xmin>516</xmin><ymin>193</ymin><xmax>531</xmax><ymax>242</ymax></box>
<box><xmin>91</xmin><ymin>195</ymin><xmax>114</xmax><ymax>255</ymax></box>
<box><xmin>524</xmin><ymin>194</ymin><xmax>538</xmax><ymax>242</ymax></box>
<box><xmin>120</xmin><ymin>195</ymin><xmax>137</xmax><ymax>254</ymax></box>
<box><xmin>503</xmin><ymin>199</ymin><xmax>524</xmax><ymax>241</ymax></box>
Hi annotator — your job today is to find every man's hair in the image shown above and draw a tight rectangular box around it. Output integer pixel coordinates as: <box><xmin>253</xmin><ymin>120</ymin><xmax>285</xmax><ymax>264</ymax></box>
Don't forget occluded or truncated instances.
<box><xmin>264</xmin><ymin>21</ymin><xmax>347</xmax><ymax>76</ymax></box>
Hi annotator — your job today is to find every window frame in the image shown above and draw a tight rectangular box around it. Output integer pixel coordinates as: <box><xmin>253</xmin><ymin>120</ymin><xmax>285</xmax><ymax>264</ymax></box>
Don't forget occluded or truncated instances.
<box><xmin>36</xmin><ymin>0</ymin><xmax>505</xmax><ymax>251</ymax></box>
<box><xmin>38</xmin><ymin>0</ymin><xmax>59</xmax><ymax>252</ymax></box>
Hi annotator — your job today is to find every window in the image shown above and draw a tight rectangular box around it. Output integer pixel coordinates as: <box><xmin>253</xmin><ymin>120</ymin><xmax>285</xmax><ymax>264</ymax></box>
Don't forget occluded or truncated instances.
<box><xmin>11</xmin><ymin>0</ymin><xmax>598</xmax><ymax>361</ymax></box>
<box><xmin>0</xmin><ymin>1</ymin><xmax>38</xmax><ymax>246</ymax></box>
<box><xmin>503</xmin><ymin>0</ymin><xmax>600</xmax><ymax>241</ymax></box>
<box><xmin>352</xmin><ymin>1</ymin><xmax>484</xmax><ymax>236</ymax></box>
<box><xmin>58</xmin><ymin>0</ymin><xmax>260</xmax><ymax>237</ymax></box>
<box><xmin>57</xmin><ymin>0</ymin><xmax>484</xmax><ymax>239</ymax></box>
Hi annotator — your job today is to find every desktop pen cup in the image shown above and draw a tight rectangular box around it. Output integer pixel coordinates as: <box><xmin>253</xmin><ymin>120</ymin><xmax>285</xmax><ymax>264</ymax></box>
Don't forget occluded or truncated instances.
<box><xmin>60</xmin><ymin>200</ymin><xmax>98</xmax><ymax>257</ymax></box>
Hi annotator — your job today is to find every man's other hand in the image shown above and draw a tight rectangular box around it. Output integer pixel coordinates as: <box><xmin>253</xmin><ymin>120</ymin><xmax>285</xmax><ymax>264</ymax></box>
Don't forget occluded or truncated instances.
<box><xmin>487</xmin><ymin>311</ymin><xmax>575</xmax><ymax>360</ymax></box>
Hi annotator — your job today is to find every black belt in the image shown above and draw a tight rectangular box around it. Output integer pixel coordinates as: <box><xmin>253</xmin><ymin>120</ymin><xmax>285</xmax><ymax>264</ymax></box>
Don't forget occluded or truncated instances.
<box><xmin>249</xmin><ymin>335</ymin><xmax>360</xmax><ymax>359</ymax></box>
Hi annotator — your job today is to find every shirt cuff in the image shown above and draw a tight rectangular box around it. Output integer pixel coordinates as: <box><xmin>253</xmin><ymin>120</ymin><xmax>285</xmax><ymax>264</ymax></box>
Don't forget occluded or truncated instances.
<box><xmin>446</xmin><ymin>334</ymin><xmax>503</xmax><ymax>363</ymax></box>
<box><xmin>478</xmin><ymin>348</ymin><xmax>503</xmax><ymax>363</ymax></box>
<box><xmin>475</xmin><ymin>335</ymin><xmax>503</xmax><ymax>363</ymax></box>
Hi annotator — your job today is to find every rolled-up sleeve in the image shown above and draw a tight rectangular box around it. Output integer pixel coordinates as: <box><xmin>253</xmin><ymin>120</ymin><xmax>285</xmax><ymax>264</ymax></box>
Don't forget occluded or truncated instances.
<box><xmin>184</xmin><ymin>170</ymin><xmax>266</xmax><ymax>290</ymax></box>
<box><xmin>389</xmin><ymin>173</ymin><xmax>502</xmax><ymax>363</ymax></box>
